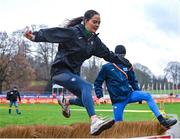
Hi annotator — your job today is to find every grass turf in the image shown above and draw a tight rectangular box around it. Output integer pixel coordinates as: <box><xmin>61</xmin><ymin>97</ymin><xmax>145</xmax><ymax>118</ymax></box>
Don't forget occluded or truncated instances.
<box><xmin>0</xmin><ymin>102</ymin><xmax>179</xmax><ymax>127</ymax></box>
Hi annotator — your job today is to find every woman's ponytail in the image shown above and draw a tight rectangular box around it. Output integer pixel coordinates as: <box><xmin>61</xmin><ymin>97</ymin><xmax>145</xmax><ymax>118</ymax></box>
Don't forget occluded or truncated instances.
<box><xmin>65</xmin><ymin>10</ymin><xmax>99</xmax><ymax>28</ymax></box>
<box><xmin>65</xmin><ymin>16</ymin><xmax>83</xmax><ymax>28</ymax></box>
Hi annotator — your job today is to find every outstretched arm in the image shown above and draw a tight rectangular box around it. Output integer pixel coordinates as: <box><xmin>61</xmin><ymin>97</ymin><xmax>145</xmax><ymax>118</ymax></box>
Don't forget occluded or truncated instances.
<box><xmin>24</xmin><ymin>27</ymin><xmax>75</xmax><ymax>43</ymax></box>
<box><xmin>93</xmin><ymin>40</ymin><xmax>132</xmax><ymax>68</ymax></box>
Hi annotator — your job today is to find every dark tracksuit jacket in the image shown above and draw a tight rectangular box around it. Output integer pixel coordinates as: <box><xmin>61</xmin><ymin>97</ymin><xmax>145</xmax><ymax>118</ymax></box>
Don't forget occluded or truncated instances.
<box><xmin>94</xmin><ymin>63</ymin><xmax>140</xmax><ymax>104</ymax></box>
<box><xmin>32</xmin><ymin>24</ymin><xmax>131</xmax><ymax>77</ymax></box>
<box><xmin>6</xmin><ymin>90</ymin><xmax>21</xmax><ymax>102</ymax></box>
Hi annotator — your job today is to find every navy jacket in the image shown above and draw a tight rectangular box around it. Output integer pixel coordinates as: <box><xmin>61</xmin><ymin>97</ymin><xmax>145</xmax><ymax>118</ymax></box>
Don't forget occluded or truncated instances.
<box><xmin>33</xmin><ymin>24</ymin><xmax>131</xmax><ymax>76</ymax></box>
<box><xmin>94</xmin><ymin>63</ymin><xmax>140</xmax><ymax>104</ymax></box>
<box><xmin>6</xmin><ymin>90</ymin><xmax>21</xmax><ymax>101</ymax></box>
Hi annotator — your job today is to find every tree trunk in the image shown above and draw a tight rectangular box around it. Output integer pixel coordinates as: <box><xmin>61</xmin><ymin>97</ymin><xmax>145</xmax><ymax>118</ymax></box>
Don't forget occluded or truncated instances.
<box><xmin>0</xmin><ymin>81</ymin><xmax>2</xmax><ymax>94</ymax></box>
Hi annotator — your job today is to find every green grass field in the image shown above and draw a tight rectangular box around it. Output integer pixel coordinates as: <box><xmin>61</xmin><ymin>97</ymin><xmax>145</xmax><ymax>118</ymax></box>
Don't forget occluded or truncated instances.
<box><xmin>149</xmin><ymin>89</ymin><xmax>180</xmax><ymax>94</ymax></box>
<box><xmin>0</xmin><ymin>103</ymin><xmax>180</xmax><ymax>128</ymax></box>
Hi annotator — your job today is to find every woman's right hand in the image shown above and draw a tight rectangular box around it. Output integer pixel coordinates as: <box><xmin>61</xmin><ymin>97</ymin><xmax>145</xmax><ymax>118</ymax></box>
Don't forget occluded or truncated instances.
<box><xmin>117</xmin><ymin>54</ymin><xmax>132</xmax><ymax>68</ymax></box>
<box><xmin>23</xmin><ymin>27</ymin><xmax>35</xmax><ymax>41</ymax></box>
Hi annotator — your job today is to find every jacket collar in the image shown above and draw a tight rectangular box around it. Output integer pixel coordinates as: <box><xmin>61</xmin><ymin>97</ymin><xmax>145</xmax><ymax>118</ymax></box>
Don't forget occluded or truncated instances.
<box><xmin>75</xmin><ymin>24</ymin><xmax>99</xmax><ymax>40</ymax></box>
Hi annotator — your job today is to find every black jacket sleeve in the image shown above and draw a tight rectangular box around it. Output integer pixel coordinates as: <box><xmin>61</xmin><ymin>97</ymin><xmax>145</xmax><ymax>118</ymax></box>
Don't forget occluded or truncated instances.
<box><xmin>94</xmin><ymin>65</ymin><xmax>106</xmax><ymax>98</ymax></box>
<box><xmin>93</xmin><ymin>39</ymin><xmax>132</xmax><ymax>68</ymax></box>
<box><xmin>128</xmin><ymin>67</ymin><xmax>141</xmax><ymax>91</ymax></box>
<box><xmin>17</xmin><ymin>91</ymin><xmax>21</xmax><ymax>101</ymax></box>
<box><xmin>33</xmin><ymin>27</ymin><xmax>75</xmax><ymax>43</ymax></box>
<box><xmin>6</xmin><ymin>91</ymin><xmax>10</xmax><ymax>100</ymax></box>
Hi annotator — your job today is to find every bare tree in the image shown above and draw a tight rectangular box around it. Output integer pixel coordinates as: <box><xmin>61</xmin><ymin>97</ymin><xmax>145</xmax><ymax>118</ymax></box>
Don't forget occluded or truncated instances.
<box><xmin>12</xmin><ymin>29</ymin><xmax>32</xmax><ymax>57</ymax></box>
<box><xmin>0</xmin><ymin>32</ymin><xmax>17</xmax><ymax>93</ymax></box>
<box><xmin>133</xmin><ymin>63</ymin><xmax>154</xmax><ymax>89</ymax></box>
<box><xmin>134</xmin><ymin>68</ymin><xmax>152</xmax><ymax>89</ymax></box>
<box><xmin>28</xmin><ymin>24</ymin><xmax>58</xmax><ymax>80</ymax></box>
<box><xmin>164</xmin><ymin>61</ymin><xmax>180</xmax><ymax>88</ymax></box>
<box><xmin>33</xmin><ymin>42</ymin><xmax>57</xmax><ymax>80</ymax></box>
<box><xmin>0</xmin><ymin>31</ymin><xmax>36</xmax><ymax>93</ymax></box>
<box><xmin>7</xmin><ymin>54</ymin><xmax>36</xmax><ymax>90</ymax></box>
<box><xmin>81</xmin><ymin>56</ymin><xmax>102</xmax><ymax>84</ymax></box>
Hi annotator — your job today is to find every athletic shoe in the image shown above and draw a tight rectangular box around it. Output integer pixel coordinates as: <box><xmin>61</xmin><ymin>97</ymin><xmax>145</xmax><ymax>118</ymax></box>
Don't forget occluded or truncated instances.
<box><xmin>160</xmin><ymin>118</ymin><xmax>177</xmax><ymax>128</ymax></box>
<box><xmin>9</xmin><ymin>109</ymin><xmax>11</xmax><ymax>114</ymax></box>
<box><xmin>57</xmin><ymin>97</ymin><xmax>70</xmax><ymax>118</ymax></box>
<box><xmin>90</xmin><ymin>116</ymin><xmax>115</xmax><ymax>135</ymax></box>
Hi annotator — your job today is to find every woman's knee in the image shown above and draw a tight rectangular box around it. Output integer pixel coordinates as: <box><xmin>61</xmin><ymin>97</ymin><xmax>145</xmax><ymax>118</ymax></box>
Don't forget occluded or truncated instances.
<box><xmin>52</xmin><ymin>73</ymin><xmax>71</xmax><ymax>86</ymax></box>
<box><xmin>82</xmin><ymin>82</ymin><xmax>92</xmax><ymax>91</ymax></box>
<box><xmin>144</xmin><ymin>92</ymin><xmax>152</xmax><ymax>101</ymax></box>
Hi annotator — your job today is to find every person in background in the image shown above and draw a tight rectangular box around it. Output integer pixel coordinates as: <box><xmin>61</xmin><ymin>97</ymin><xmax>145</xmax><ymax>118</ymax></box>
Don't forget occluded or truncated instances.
<box><xmin>94</xmin><ymin>45</ymin><xmax>177</xmax><ymax>129</ymax></box>
<box><xmin>6</xmin><ymin>86</ymin><xmax>21</xmax><ymax>115</ymax></box>
<box><xmin>24</xmin><ymin>10</ymin><xmax>132</xmax><ymax>135</ymax></box>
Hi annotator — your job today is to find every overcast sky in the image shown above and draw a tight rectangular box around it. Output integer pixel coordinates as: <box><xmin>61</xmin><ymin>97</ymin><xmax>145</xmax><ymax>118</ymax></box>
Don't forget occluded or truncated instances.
<box><xmin>0</xmin><ymin>0</ymin><xmax>180</xmax><ymax>76</ymax></box>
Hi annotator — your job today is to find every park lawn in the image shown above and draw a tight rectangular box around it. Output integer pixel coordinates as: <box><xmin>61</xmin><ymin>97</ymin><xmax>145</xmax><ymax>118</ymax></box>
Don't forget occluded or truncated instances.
<box><xmin>0</xmin><ymin>102</ymin><xmax>179</xmax><ymax>128</ymax></box>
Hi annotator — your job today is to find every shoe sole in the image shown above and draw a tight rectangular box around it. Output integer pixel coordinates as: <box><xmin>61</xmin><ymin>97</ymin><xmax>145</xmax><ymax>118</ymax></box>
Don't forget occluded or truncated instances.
<box><xmin>62</xmin><ymin>110</ymin><xmax>71</xmax><ymax>118</ymax></box>
<box><xmin>92</xmin><ymin>119</ymin><xmax>115</xmax><ymax>136</ymax></box>
<box><xmin>166</xmin><ymin>120</ymin><xmax>177</xmax><ymax>127</ymax></box>
<box><xmin>58</xmin><ymin>99</ymin><xmax>71</xmax><ymax>118</ymax></box>
<box><xmin>162</xmin><ymin>120</ymin><xmax>177</xmax><ymax>129</ymax></box>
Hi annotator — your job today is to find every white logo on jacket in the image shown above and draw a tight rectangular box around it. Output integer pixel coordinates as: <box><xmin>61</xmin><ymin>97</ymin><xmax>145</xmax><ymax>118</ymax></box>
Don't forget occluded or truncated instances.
<box><xmin>90</xmin><ymin>41</ymin><xmax>94</xmax><ymax>45</ymax></box>
<box><xmin>71</xmin><ymin>77</ymin><xmax>76</xmax><ymax>82</ymax></box>
<box><xmin>123</xmin><ymin>67</ymin><xmax>128</xmax><ymax>71</ymax></box>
